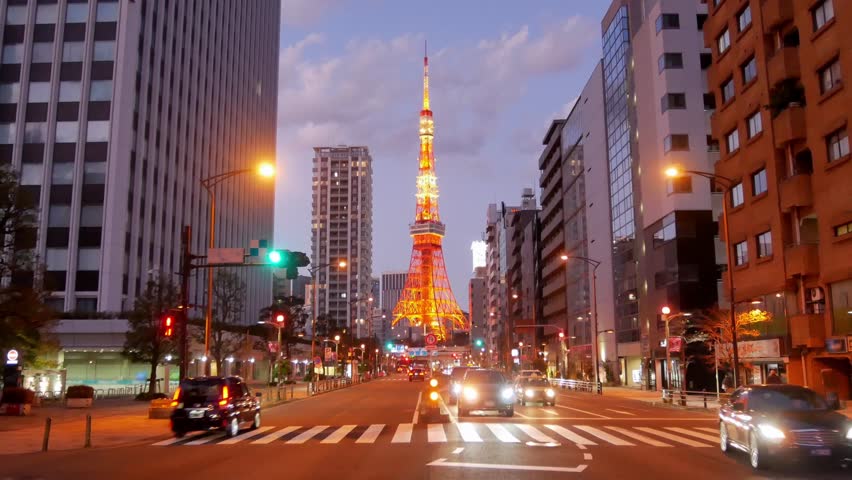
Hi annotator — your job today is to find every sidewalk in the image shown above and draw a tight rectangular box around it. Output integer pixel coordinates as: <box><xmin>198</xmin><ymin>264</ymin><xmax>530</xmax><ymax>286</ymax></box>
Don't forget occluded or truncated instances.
<box><xmin>602</xmin><ymin>386</ymin><xmax>723</xmax><ymax>410</ymax></box>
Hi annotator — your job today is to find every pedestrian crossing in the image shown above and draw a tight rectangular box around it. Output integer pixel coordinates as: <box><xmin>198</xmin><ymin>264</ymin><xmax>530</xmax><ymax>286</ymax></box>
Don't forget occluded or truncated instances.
<box><xmin>152</xmin><ymin>423</ymin><xmax>720</xmax><ymax>448</ymax></box>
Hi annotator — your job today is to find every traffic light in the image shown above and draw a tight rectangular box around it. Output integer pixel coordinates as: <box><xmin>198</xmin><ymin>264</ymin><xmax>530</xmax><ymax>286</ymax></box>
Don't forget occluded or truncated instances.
<box><xmin>474</xmin><ymin>338</ymin><xmax>484</xmax><ymax>347</ymax></box>
<box><xmin>162</xmin><ymin>314</ymin><xmax>174</xmax><ymax>338</ymax></box>
<box><xmin>273</xmin><ymin>311</ymin><xmax>286</xmax><ymax>324</ymax></box>
<box><xmin>267</xmin><ymin>250</ymin><xmax>311</xmax><ymax>279</ymax></box>
<box><xmin>385</xmin><ymin>341</ymin><xmax>393</xmax><ymax>350</ymax></box>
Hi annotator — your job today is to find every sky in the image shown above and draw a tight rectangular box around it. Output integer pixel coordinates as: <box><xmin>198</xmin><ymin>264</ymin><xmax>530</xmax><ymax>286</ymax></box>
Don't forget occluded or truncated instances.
<box><xmin>275</xmin><ymin>0</ymin><xmax>611</xmax><ymax>308</ymax></box>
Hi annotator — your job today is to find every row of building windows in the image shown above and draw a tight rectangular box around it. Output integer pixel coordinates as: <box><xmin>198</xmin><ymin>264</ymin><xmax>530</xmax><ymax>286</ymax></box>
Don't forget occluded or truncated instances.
<box><xmin>5</xmin><ymin>2</ymin><xmax>118</xmax><ymax>26</ymax></box>
<box><xmin>2</xmin><ymin>40</ymin><xmax>115</xmax><ymax>64</ymax></box>
<box><xmin>733</xmin><ymin>230</ymin><xmax>773</xmax><ymax>266</ymax></box>
<box><xmin>729</xmin><ymin>167</ymin><xmax>767</xmax><ymax>208</ymax></box>
<box><xmin>0</xmin><ymin>120</ymin><xmax>110</xmax><ymax>143</ymax></box>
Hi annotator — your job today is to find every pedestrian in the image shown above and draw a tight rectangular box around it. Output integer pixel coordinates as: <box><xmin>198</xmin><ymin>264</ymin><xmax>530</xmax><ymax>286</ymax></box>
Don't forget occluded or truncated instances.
<box><xmin>766</xmin><ymin>369</ymin><xmax>782</xmax><ymax>384</ymax></box>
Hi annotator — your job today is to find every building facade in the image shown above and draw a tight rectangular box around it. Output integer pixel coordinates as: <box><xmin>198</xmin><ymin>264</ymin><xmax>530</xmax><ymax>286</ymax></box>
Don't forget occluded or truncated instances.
<box><xmin>484</xmin><ymin>203</ymin><xmax>514</xmax><ymax>365</ymax></box>
<box><xmin>706</xmin><ymin>0</ymin><xmax>852</xmax><ymax>398</ymax></box>
<box><xmin>0</xmin><ymin>0</ymin><xmax>278</xmax><ymax>321</ymax></box>
<box><xmin>311</xmin><ymin>145</ymin><xmax>373</xmax><ymax>338</ymax></box>
<box><xmin>468</xmin><ymin>266</ymin><xmax>487</xmax><ymax>358</ymax></box>
<box><xmin>506</xmin><ymin>189</ymin><xmax>540</xmax><ymax>371</ymax></box>
<box><xmin>380</xmin><ymin>271</ymin><xmax>407</xmax><ymax>341</ymax></box>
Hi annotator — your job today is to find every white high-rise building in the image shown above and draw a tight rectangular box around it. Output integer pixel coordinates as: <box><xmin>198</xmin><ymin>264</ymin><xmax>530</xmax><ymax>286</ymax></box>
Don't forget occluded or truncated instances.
<box><xmin>0</xmin><ymin>0</ymin><xmax>279</xmax><ymax>320</ymax></box>
<box><xmin>311</xmin><ymin>146</ymin><xmax>373</xmax><ymax>338</ymax></box>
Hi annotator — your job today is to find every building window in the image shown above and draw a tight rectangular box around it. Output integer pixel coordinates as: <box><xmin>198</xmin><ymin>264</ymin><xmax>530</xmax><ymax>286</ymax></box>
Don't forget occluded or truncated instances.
<box><xmin>32</xmin><ymin>42</ymin><xmax>55</xmax><ymax>64</ymax></box>
<box><xmin>813</xmin><ymin>0</ymin><xmax>835</xmax><ymax>31</ymax></box>
<box><xmin>77</xmin><ymin>248</ymin><xmax>100</xmax><ymax>270</ymax></box>
<box><xmin>742</xmin><ymin>56</ymin><xmax>757</xmax><ymax>84</ymax></box>
<box><xmin>666</xmin><ymin>176</ymin><xmax>692</xmax><ymax>194</ymax></box>
<box><xmin>0</xmin><ymin>124</ymin><xmax>15</xmax><ymax>144</ymax></box>
<box><xmin>46</xmin><ymin>248</ymin><xmax>68</xmax><ymax>271</ymax></box>
<box><xmin>752</xmin><ymin>168</ymin><xmax>768</xmax><ymax>196</ymax></box>
<box><xmin>86</xmin><ymin>121</ymin><xmax>110</xmax><ymax>142</ymax></box>
<box><xmin>717</xmin><ymin>29</ymin><xmax>731</xmax><ymax>54</ymax></box>
<box><xmin>731</xmin><ymin>183</ymin><xmax>744</xmax><ymax>207</ymax></box>
<box><xmin>658</xmin><ymin>53</ymin><xmax>684</xmax><ymax>72</ymax></box>
<box><xmin>5</xmin><ymin>6</ymin><xmax>28</xmax><ymax>25</ymax></box>
<box><xmin>726</xmin><ymin>129</ymin><xmax>740</xmax><ymax>153</ymax></box>
<box><xmin>62</xmin><ymin>42</ymin><xmax>85</xmax><ymax>62</ymax></box>
<box><xmin>89</xmin><ymin>80</ymin><xmax>112</xmax><ymax>101</ymax></box>
<box><xmin>664</xmin><ymin>134</ymin><xmax>690</xmax><ymax>152</ymax></box>
<box><xmin>722</xmin><ymin>78</ymin><xmax>735</xmax><ymax>103</ymax></box>
<box><xmin>55</xmin><ymin>121</ymin><xmax>79</xmax><ymax>143</ymax></box>
<box><xmin>58</xmin><ymin>81</ymin><xmax>81</xmax><ymax>102</ymax></box>
<box><xmin>2</xmin><ymin>44</ymin><xmax>24</xmax><ymax>64</ymax></box>
<box><xmin>51</xmin><ymin>162</ymin><xmax>74</xmax><ymax>185</ymax></box>
<box><xmin>826</xmin><ymin>128</ymin><xmax>849</xmax><ymax>162</ymax></box>
<box><xmin>747</xmin><ymin>111</ymin><xmax>763</xmax><ymax>138</ymax></box>
<box><xmin>656</xmin><ymin>14</ymin><xmax>680</xmax><ymax>33</ymax></box>
<box><xmin>835</xmin><ymin>221</ymin><xmax>852</xmax><ymax>237</ymax></box>
<box><xmin>734</xmin><ymin>241</ymin><xmax>749</xmax><ymax>266</ymax></box>
<box><xmin>20</xmin><ymin>163</ymin><xmax>43</xmax><ymax>185</ymax></box>
<box><xmin>84</xmin><ymin>162</ymin><xmax>106</xmax><ymax>184</ymax></box>
<box><xmin>0</xmin><ymin>83</ymin><xmax>20</xmax><ymax>104</ymax></box>
<box><xmin>819</xmin><ymin>58</ymin><xmax>842</xmax><ymax>93</ymax></box>
<box><xmin>24</xmin><ymin>122</ymin><xmax>47</xmax><ymax>144</ymax></box>
<box><xmin>28</xmin><ymin>82</ymin><xmax>51</xmax><ymax>103</ymax></box>
<box><xmin>75</xmin><ymin>298</ymin><xmax>98</xmax><ymax>312</ymax></box>
<box><xmin>697</xmin><ymin>14</ymin><xmax>708</xmax><ymax>30</ymax></box>
<box><xmin>66</xmin><ymin>3</ymin><xmax>90</xmax><ymax>23</ymax></box>
<box><xmin>96</xmin><ymin>2</ymin><xmax>120</xmax><ymax>22</ymax></box>
<box><xmin>661</xmin><ymin>93</ymin><xmax>687</xmax><ymax>112</ymax></box>
<box><xmin>35</xmin><ymin>4</ymin><xmax>58</xmax><ymax>24</ymax></box>
<box><xmin>738</xmin><ymin>5</ymin><xmax>752</xmax><ymax>31</ymax></box>
<box><xmin>92</xmin><ymin>41</ymin><xmax>115</xmax><ymax>62</ymax></box>
<box><xmin>757</xmin><ymin>231</ymin><xmax>773</xmax><ymax>258</ymax></box>
<box><xmin>80</xmin><ymin>205</ymin><xmax>103</xmax><ymax>227</ymax></box>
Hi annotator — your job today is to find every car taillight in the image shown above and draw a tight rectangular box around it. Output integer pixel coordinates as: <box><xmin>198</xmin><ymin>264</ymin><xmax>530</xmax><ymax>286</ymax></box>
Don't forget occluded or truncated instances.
<box><xmin>219</xmin><ymin>385</ymin><xmax>229</xmax><ymax>406</ymax></box>
<box><xmin>171</xmin><ymin>387</ymin><xmax>181</xmax><ymax>407</ymax></box>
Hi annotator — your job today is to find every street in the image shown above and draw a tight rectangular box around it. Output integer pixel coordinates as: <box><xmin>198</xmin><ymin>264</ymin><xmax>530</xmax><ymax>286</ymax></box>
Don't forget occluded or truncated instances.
<box><xmin>1</xmin><ymin>375</ymin><xmax>846</xmax><ymax>479</ymax></box>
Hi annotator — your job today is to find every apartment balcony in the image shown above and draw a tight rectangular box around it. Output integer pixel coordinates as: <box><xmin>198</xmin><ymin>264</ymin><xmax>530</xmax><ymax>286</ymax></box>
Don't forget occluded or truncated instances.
<box><xmin>773</xmin><ymin>106</ymin><xmax>806</xmax><ymax>147</ymax></box>
<box><xmin>784</xmin><ymin>243</ymin><xmax>820</xmax><ymax>278</ymax></box>
<box><xmin>779</xmin><ymin>174</ymin><xmax>813</xmax><ymax>212</ymax></box>
<box><xmin>762</xmin><ymin>0</ymin><xmax>794</xmax><ymax>30</ymax></box>
<box><xmin>767</xmin><ymin>47</ymin><xmax>800</xmax><ymax>85</ymax></box>
<box><xmin>790</xmin><ymin>313</ymin><xmax>825</xmax><ymax>348</ymax></box>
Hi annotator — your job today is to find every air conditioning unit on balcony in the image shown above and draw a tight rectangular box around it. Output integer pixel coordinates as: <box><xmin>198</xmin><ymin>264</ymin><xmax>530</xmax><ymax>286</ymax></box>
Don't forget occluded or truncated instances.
<box><xmin>808</xmin><ymin>287</ymin><xmax>825</xmax><ymax>302</ymax></box>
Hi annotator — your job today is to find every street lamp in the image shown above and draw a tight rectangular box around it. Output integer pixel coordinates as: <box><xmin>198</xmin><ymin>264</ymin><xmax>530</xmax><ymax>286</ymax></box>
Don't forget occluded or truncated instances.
<box><xmin>308</xmin><ymin>260</ymin><xmax>347</xmax><ymax>378</ymax></box>
<box><xmin>562</xmin><ymin>255</ymin><xmax>603</xmax><ymax>393</ymax></box>
<box><xmin>660</xmin><ymin>306</ymin><xmax>692</xmax><ymax>390</ymax></box>
<box><xmin>200</xmin><ymin>162</ymin><xmax>275</xmax><ymax>372</ymax></box>
<box><xmin>665</xmin><ymin>166</ymin><xmax>740</xmax><ymax>387</ymax></box>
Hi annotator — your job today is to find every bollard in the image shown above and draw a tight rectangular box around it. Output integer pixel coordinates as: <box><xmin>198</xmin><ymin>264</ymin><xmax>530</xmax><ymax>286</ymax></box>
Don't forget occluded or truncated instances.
<box><xmin>703</xmin><ymin>393</ymin><xmax>707</xmax><ymax>409</ymax></box>
<box><xmin>85</xmin><ymin>414</ymin><xmax>92</xmax><ymax>448</ymax></box>
<box><xmin>42</xmin><ymin>417</ymin><xmax>52</xmax><ymax>452</ymax></box>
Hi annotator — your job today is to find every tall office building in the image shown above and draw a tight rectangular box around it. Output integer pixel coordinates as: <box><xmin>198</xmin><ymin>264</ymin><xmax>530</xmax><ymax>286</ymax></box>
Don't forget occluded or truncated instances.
<box><xmin>468</xmin><ymin>266</ymin><xmax>487</xmax><ymax>353</ymax></box>
<box><xmin>706</xmin><ymin>0</ymin><xmax>852</xmax><ymax>395</ymax></box>
<box><xmin>381</xmin><ymin>271</ymin><xmax>408</xmax><ymax>340</ymax></box>
<box><xmin>484</xmin><ymin>202</ymin><xmax>516</xmax><ymax>366</ymax></box>
<box><xmin>311</xmin><ymin>146</ymin><xmax>373</xmax><ymax>338</ymax></box>
<box><xmin>0</xmin><ymin>0</ymin><xmax>279</xmax><ymax>319</ymax></box>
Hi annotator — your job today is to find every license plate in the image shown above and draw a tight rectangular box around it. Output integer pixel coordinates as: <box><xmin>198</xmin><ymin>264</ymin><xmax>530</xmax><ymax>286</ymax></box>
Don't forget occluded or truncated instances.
<box><xmin>810</xmin><ymin>449</ymin><xmax>831</xmax><ymax>456</ymax></box>
<box><xmin>188</xmin><ymin>409</ymin><xmax>204</xmax><ymax>419</ymax></box>
<box><xmin>484</xmin><ymin>401</ymin><xmax>495</xmax><ymax>407</ymax></box>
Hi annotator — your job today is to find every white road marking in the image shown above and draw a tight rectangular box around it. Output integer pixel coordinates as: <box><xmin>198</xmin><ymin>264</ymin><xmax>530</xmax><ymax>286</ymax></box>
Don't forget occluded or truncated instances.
<box><xmin>391</xmin><ymin>423</ymin><xmax>414</xmax><ymax>443</ymax></box>
<box><xmin>219</xmin><ymin>426</ymin><xmax>274</xmax><ymax>445</ymax></box>
<box><xmin>665</xmin><ymin>427</ymin><xmax>720</xmax><ymax>443</ymax></box>
<box><xmin>513</xmin><ymin>410</ymin><xmax>533</xmax><ymax>419</ymax></box>
<box><xmin>486</xmin><ymin>424</ymin><xmax>520</xmax><ymax>443</ymax></box>
<box><xmin>287</xmin><ymin>426</ymin><xmax>329</xmax><ymax>444</ymax></box>
<box><xmin>554</xmin><ymin>404</ymin><xmax>610</xmax><ymax>418</ymax></box>
<box><xmin>427</xmin><ymin>458</ymin><xmax>587</xmax><ymax>473</ymax></box>
<box><xmin>456</xmin><ymin>423</ymin><xmax>483</xmax><ymax>442</ymax></box>
<box><xmin>412</xmin><ymin>392</ymin><xmax>422</xmax><ymax>424</ymax></box>
<box><xmin>542</xmin><ymin>409</ymin><xmax>560</xmax><ymax>415</ymax></box>
<box><xmin>452</xmin><ymin>447</ymin><xmax>464</xmax><ymax>455</ymax></box>
<box><xmin>320</xmin><ymin>425</ymin><xmax>357</xmax><ymax>444</ymax></box>
<box><xmin>186</xmin><ymin>432</ymin><xmax>225</xmax><ymax>445</ymax></box>
<box><xmin>355</xmin><ymin>424</ymin><xmax>385</xmax><ymax>444</ymax></box>
<box><xmin>635</xmin><ymin>427</ymin><xmax>711</xmax><ymax>447</ymax></box>
<box><xmin>574</xmin><ymin>426</ymin><xmax>635</xmax><ymax>446</ymax></box>
<box><xmin>604</xmin><ymin>427</ymin><xmax>671</xmax><ymax>447</ymax></box>
<box><xmin>428</xmin><ymin>423</ymin><xmax>447</xmax><ymax>443</ymax></box>
<box><xmin>697</xmin><ymin>427</ymin><xmax>720</xmax><ymax>434</ymax></box>
<box><xmin>543</xmin><ymin>425</ymin><xmax>597</xmax><ymax>445</ymax></box>
<box><xmin>583</xmin><ymin>453</ymin><xmax>593</xmax><ymax>460</ymax></box>
<box><xmin>251</xmin><ymin>426</ymin><xmax>300</xmax><ymax>444</ymax></box>
<box><xmin>153</xmin><ymin>432</ymin><xmax>208</xmax><ymax>446</ymax></box>
<box><xmin>515</xmin><ymin>424</ymin><xmax>558</xmax><ymax>443</ymax></box>
<box><xmin>605</xmin><ymin>409</ymin><xmax>635</xmax><ymax>416</ymax></box>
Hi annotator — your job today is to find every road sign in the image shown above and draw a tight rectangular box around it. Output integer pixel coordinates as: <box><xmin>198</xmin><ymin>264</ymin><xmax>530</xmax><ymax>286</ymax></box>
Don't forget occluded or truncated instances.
<box><xmin>425</xmin><ymin>334</ymin><xmax>437</xmax><ymax>346</ymax></box>
<box><xmin>208</xmin><ymin>248</ymin><xmax>245</xmax><ymax>264</ymax></box>
<box><xmin>425</xmin><ymin>344</ymin><xmax>437</xmax><ymax>351</ymax></box>
<box><xmin>6</xmin><ymin>349</ymin><xmax>18</xmax><ymax>365</ymax></box>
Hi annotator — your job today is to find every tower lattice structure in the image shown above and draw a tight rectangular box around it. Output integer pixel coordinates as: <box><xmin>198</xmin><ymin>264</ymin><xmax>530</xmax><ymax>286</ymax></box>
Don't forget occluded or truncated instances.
<box><xmin>392</xmin><ymin>49</ymin><xmax>467</xmax><ymax>342</ymax></box>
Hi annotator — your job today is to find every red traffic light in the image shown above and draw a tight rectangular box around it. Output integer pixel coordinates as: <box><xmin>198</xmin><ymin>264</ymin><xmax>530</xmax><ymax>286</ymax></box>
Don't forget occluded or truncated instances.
<box><xmin>275</xmin><ymin>314</ymin><xmax>285</xmax><ymax>323</ymax></box>
<box><xmin>162</xmin><ymin>315</ymin><xmax>174</xmax><ymax>337</ymax></box>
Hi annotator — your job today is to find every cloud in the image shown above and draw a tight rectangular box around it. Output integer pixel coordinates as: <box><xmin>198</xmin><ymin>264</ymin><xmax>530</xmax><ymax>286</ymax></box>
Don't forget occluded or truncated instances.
<box><xmin>282</xmin><ymin>0</ymin><xmax>347</xmax><ymax>26</ymax></box>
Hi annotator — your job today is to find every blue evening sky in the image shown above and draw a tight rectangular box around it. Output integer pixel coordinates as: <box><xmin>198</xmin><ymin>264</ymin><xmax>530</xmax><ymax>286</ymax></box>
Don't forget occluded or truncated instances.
<box><xmin>275</xmin><ymin>0</ymin><xmax>610</xmax><ymax>308</ymax></box>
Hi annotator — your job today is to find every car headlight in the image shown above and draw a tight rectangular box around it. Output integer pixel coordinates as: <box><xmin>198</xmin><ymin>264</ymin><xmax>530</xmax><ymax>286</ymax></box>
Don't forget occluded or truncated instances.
<box><xmin>502</xmin><ymin>388</ymin><xmax>514</xmax><ymax>400</ymax></box>
<box><xmin>525</xmin><ymin>389</ymin><xmax>534</xmax><ymax>398</ymax></box>
<box><xmin>453</xmin><ymin>384</ymin><xmax>462</xmax><ymax>394</ymax></box>
<box><xmin>846</xmin><ymin>427</ymin><xmax>852</xmax><ymax>440</ymax></box>
<box><xmin>546</xmin><ymin>389</ymin><xmax>555</xmax><ymax>398</ymax></box>
<box><xmin>463</xmin><ymin>387</ymin><xmax>478</xmax><ymax>401</ymax></box>
<box><xmin>757</xmin><ymin>424</ymin><xmax>786</xmax><ymax>441</ymax></box>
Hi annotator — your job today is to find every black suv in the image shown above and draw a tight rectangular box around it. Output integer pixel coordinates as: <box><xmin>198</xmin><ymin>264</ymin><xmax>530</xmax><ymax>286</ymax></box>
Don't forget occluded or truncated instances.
<box><xmin>170</xmin><ymin>376</ymin><xmax>261</xmax><ymax>438</ymax></box>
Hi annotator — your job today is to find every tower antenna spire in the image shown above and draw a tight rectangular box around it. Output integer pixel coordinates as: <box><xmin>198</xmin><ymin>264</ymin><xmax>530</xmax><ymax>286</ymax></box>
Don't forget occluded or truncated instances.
<box><xmin>422</xmin><ymin>40</ymin><xmax>430</xmax><ymax>111</ymax></box>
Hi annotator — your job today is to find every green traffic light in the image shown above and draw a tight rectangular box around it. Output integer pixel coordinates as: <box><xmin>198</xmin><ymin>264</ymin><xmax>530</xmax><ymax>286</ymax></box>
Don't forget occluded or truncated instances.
<box><xmin>268</xmin><ymin>250</ymin><xmax>282</xmax><ymax>264</ymax></box>
<box><xmin>386</xmin><ymin>342</ymin><xmax>393</xmax><ymax>349</ymax></box>
<box><xmin>475</xmin><ymin>339</ymin><xmax>484</xmax><ymax>347</ymax></box>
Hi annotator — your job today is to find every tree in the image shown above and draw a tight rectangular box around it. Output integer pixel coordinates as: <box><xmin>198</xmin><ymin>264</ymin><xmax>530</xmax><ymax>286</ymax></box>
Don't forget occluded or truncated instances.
<box><xmin>123</xmin><ymin>277</ymin><xmax>180</xmax><ymax>395</ymax></box>
<box><xmin>0</xmin><ymin>165</ymin><xmax>55</xmax><ymax>365</ymax></box>
<box><xmin>258</xmin><ymin>295</ymin><xmax>307</xmax><ymax>368</ymax></box>
<box><xmin>686</xmin><ymin>308</ymin><xmax>774</xmax><ymax>372</ymax></box>
<box><xmin>197</xmin><ymin>271</ymin><xmax>246</xmax><ymax>374</ymax></box>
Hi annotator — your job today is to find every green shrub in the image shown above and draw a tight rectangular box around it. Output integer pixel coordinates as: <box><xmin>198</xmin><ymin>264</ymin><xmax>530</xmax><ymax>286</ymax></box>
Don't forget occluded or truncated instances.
<box><xmin>1</xmin><ymin>387</ymin><xmax>35</xmax><ymax>404</ymax></box>
<box><xmin>66</xmin><ymin>385</ymin><xmax>95</xmax><ymax>399</ymax></box>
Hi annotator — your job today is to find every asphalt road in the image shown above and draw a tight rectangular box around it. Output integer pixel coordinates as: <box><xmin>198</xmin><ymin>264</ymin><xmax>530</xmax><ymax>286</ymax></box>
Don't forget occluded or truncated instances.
<box><xmin>1</xmin><ymin>374</ymin><xmax>847</xmax><ymax>480</ymax></box>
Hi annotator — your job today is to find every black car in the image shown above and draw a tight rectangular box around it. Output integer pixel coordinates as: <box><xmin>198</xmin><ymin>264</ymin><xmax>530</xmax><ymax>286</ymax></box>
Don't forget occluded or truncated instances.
<box><xmin>448</xmin><ymin>366</ymin><xmax>471</xmax><ymax>405</ymax></box>
<box><xmin>170</xmin><ymin>376</ymin><xmax>261</xmax><ymax>438</ymax></box>
<box><xmin>457</xmin><ymin>368</ymin><xmax>514</xmax><ymax>417</ymax></box>
<box><xmin>719</xmin><ymin>384</ymin><xmax>852</xmax><ymax>470</ymax></box>
<box><xmin>409</xmin><ymin>368</ymin><xmax>426</xmax><ymax>382</ymax></box>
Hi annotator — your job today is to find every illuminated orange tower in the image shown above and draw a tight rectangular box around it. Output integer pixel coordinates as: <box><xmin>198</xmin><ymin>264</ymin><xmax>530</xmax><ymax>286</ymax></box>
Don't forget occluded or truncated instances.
<box><xmin>392</xmin><ymin>47</ymin><xmax>466</xmax><ymax>341</ymax></box>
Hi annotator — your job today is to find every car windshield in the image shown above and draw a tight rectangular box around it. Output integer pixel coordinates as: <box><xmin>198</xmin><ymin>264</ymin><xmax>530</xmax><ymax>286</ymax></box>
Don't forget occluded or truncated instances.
<box><xmin>465</xmin><ymin>370</ymin><xmax>506</xmax><ymax>384</ymax></box>
<box><xmin>411</xmin><ymin>369</ymin><xmax>423</xmax><ymax>373</ymax></box>
<box><xmin>749</xmin><ymin>388</ymin><xmax>829</xmax><ymax>412</ymax></box>
<box><xmin>525</xmin><ymin>378</ymin><xmax>550</xmax><ymax>387</ymax></box>
<box><xmin>179</xmin><ymin>379</ymin><xmax>222</xmax><ymax>403</ymax></box>
<box><xmin>451</xmin><ymin>368</ymin><xmax>469</xmax><ymax>381</ymax></box>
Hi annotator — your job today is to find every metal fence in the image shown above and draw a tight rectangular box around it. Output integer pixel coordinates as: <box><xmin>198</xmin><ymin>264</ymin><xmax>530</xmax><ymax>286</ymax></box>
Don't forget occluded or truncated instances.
<box><xmin>661</xmin><ymin>389</ymin><xmax>730</xmax><ymax>409</ymax></box>
<box><xmin>549</xmin><ymin>378</ymin><xmax>601</xmax><ymax>394</ymax></box>
<box><xmin>308</xmin><ymin>373</ymin><xmax>373</xmax><ymax>396</ymax></box>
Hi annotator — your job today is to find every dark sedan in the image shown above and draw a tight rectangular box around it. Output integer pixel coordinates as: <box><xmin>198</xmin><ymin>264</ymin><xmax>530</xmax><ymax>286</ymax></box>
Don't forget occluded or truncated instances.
<box><xmin>457</xmin><ymin>368</ymin><xmax>514</xmax><ymax>417</ymax></box>
<box><xmin>719</xmin><ymin>384</ymin><xmax>852</xmax><ymax>470</ymax></box>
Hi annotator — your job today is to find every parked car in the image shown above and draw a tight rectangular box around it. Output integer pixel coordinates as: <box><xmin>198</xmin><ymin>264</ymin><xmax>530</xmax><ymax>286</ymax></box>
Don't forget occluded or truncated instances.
<box><xmin>514</xmin><ymin>377</ymin><xmax>556</xmax><ymax>406</ymax></box>
<box><xmin>457</xmin><ymin>368</ymin><xmax>514</xmax><ymax>417</ymax></box>
<box><xmin>170</xmin><ymin>376</ymin><xmax>261</xmax><ymax>438</ymax></box>
<box><xmin>719</xmin><ymin>384</ymin><xmax>852</xmax><ymax>470</ymax></box>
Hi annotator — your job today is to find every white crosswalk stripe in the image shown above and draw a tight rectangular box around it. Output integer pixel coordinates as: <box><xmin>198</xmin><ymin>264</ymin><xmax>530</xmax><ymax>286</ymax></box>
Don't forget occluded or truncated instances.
<box><xmin>321</xmin><ymin>425</ymin><xmax>356</xmax><ymax>444</ymax></box>
<box><xmin>636</xmin><ymin>427</ymin><xmax>712</xmax><ymax>447</ymax></box>
<box><xmin>696</xmin><ymin>427</ymin><xmax>719</xmax><ymax>434</ymax></box>
<box><xmin>151</xmin><ymin>423</ymin><xmax>718</xmax><ymax>448</ymax></box>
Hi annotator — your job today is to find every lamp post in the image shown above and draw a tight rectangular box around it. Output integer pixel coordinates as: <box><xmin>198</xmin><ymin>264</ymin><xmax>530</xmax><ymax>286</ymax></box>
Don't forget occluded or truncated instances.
<box><xmin>200</xmin><ymin>163</ymin><xmax>275</xmax><ymax>373</ymax></box>
<box><xmin>660</xmin><ymin>307</ymin><xmax>693</xmax><ymax>390</ymax></box>
<box><xmin>665</xmin><ymin>167</ymin><xmax>740</xmax><ymax>387</ymax></box>
<box><xmin>561</xmin><ymin>254</ymin><xmax>603</xmax><ymax>393</ymax></box>
<box><xmin>308</xmin><ymin>260</ymin><xmax>347</xmax><ymax>378</ymax></box>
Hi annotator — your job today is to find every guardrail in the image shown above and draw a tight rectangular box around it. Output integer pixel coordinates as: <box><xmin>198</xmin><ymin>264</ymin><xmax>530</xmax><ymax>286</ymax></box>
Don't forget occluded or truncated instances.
<box><xmin>661</xmin><ymin>389</ymin><xmax>730</xmax><ymax>408</ymax></box>
<box><xmin>308</xmin><ymin>373</ymin><xmax>373</xmax><ymax>396</ymax></box>
<box><xmin>549</xmin><ymin>378</ymin><xmax>602</xmax><ymax>394</ymax></box>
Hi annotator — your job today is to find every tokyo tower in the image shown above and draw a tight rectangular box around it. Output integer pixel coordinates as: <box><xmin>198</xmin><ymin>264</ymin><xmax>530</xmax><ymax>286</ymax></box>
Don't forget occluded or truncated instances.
<box><xmin>392</xmin><ymin>47</ymin><xmax>467</xmax><ymax>342</ymax></box>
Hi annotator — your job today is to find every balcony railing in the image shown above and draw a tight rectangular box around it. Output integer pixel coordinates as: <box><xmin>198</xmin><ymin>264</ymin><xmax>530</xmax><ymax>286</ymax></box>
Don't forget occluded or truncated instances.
<box><xmin>790</xmin><ymin>313</ymin><xmax>825</xmax><ymax>348</ymax></box>
<box><xmin>784</xmin><ymin>243</ymin><xmax>819</xmax><ymax>278</ymax></box>
<box><xmin>779</xmin><ymin>174</ymin><xmax>813</xmax><ymax>212</ymax></box>
<box><xmin>773</xmin><ymin>105</ymin><xmax>807</xmax><ymax>147</ymax></box>
<box><xmin>767</xmin><ymin>47</ymin><xmax>801</xmax><ymax>86</ymax></box>
<box><xmin>762</xmin><ymin>0</ymin><xmax>794</xmax><ymax>30</ymax></box>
